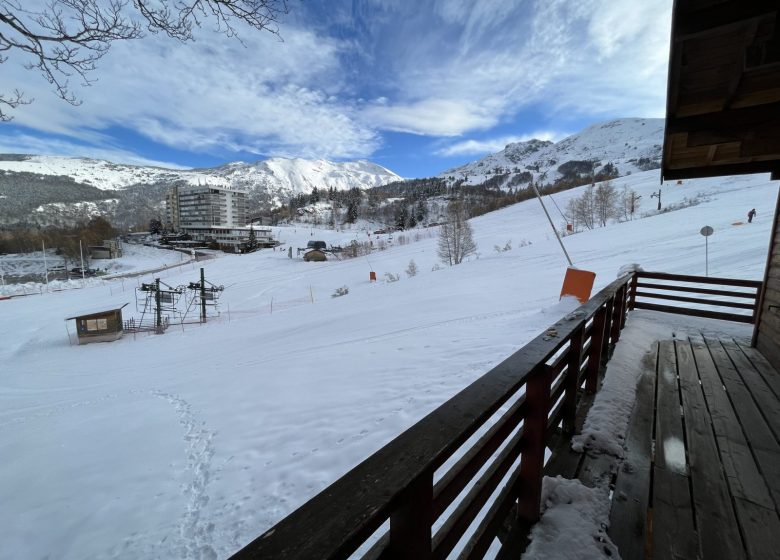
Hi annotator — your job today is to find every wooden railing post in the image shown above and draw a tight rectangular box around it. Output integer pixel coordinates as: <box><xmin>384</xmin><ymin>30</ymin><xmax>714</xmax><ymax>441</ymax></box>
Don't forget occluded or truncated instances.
<box><xmin>563</xmin><ymin>327</ymin><xmax>585</xmax><ymax>434</ymax></box>
<box><xmin>390</xmin><ymin>472</ymin><xmax>433</xmax><ymax>558</ymax></box>
<box><xmin>601</xmin><ymin>297</ymin><xmax>614</xmax><ymax>365</ymax></box>
<box><xmin>628</xmin><ymin>272</ymin><xmax>638</xmax><ymax>311</ymax></box>
<box><xmin>611</xmin><ymin>285</ymin><xmax>626</xmax><ymax>343</ymax></box>
<box><xmin>586</xmin><ymin>305</ymin><xmax>607</xmax><ymax>394</ymax></box>
<box><xmin>516</xmin><ymin>365</ymin><xmax>552</xmax><ymax>524</ymax></box>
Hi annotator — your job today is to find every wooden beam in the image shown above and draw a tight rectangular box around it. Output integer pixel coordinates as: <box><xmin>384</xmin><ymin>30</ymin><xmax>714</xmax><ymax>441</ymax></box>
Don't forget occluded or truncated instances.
<box><xmin>663</xmin><ymin>159</ymin><xmax>780</xmax><ymax>180</ymax></box>
<box><xmin>724</xmin><ymin>20</ymin><xmax>760</xmax><ymax>110</ymax></box>
<box><xmin>666</xmin><ymin>101</ymin><xmax>780</xmax><ymax>134</ymax></box>
<box><xmin>676</xmin><ymin>1</ymin><xmax>778</xmax><ymax>39</ymax></box>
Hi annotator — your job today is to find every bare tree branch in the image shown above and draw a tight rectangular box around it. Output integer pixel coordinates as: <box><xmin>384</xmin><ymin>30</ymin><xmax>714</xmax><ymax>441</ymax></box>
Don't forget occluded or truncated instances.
<box><xmin>0</xmin><ymin>0</ymin><xmax>288</xmax><ymax>120</ymax></box>
<box><xmin>0</xmin><ymin>87</ymin><xmax>32</xmax><ymax>121</ymax></box>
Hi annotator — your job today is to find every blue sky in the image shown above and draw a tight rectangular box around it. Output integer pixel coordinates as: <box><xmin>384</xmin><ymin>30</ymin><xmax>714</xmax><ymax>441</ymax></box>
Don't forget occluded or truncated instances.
<box><xmin>0</xmin><ymin>0</ymin><xmax>672</xmax><ymax>178</ymax></box>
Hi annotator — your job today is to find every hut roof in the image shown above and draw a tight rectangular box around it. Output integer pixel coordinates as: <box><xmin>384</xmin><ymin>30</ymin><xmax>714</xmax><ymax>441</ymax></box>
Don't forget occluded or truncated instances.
<box><xmin>65</xmin><ymin>303</ymin><xmax>128</xmax><ymax>321</ymax></box>
<box><xmin>662</xmin><ymin>0</ymin><xmax>780</xmax><ymax>180</ymax></box>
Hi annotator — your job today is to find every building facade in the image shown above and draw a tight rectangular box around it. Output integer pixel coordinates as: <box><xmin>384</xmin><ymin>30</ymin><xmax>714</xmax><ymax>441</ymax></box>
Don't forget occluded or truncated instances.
<box><xmin>164</xmin><ymin>184</ymin><xmax>274</xmax><ymax>250</ymax></box>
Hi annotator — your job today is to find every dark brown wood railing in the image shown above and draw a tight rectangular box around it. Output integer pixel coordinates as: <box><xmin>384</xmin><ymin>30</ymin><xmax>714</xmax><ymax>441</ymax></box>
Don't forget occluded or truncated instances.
<box><xmin>230</xmin><ymin>270</ymin><xmax>763</xmax><ymax>559</ymax></box>
<box><xmin>231</xmin><ymin>274</ymin><xmax>634</xmax><ymax>560</ymax></box>
<box><xmin>631</xmin><ymin>271</ymin><xmax>763</xmax><ymax>324</ymax></box>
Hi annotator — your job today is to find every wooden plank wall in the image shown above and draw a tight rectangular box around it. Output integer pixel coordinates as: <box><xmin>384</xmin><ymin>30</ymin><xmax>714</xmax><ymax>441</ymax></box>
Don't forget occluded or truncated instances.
<box><xmin>754</xmin><ymin>187</ymin><xmax>780</xmax><ymax>369</ymax></box>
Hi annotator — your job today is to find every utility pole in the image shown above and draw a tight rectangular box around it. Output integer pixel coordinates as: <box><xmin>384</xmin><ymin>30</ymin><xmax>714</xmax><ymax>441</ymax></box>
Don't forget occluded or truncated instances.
<box><xmin>651</xmin><ymin>189</ymin><xmax>662</xmax><ymax>211</ymax></box>
<box><xmin>155</xmin><ymin>278</ymin><xmax>162</xmax><ymax>333</ymax></box>
<box><xmin>200</xmin><ymin>267</ymin><xmax>207</xmax><ymax>323</ymax></box>
<box><xmin>79</xmin><ymin>240</ymin><xmax>86</xmax><ymax>282</ymax></box>
<box><xmin>42</xmin><ymin>239</ymin><xmax>49</xmax><ymax>290</ymax></box>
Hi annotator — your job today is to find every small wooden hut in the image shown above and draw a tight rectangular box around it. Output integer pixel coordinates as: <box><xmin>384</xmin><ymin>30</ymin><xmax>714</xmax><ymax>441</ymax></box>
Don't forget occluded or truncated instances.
<box><xmin>303</xmin><ymin>249</ymin><xmax>327</xmax><ymax>262</ymax></box>
<box><xmin>66</xmin><ymin>303</ymin><xmax>128</xmax><ymax>345</ymax></box>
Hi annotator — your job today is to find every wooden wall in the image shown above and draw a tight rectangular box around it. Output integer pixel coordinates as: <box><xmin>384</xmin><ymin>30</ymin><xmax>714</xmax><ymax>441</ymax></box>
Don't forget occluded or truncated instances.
<box><xmin>754</xmin><ymin>187</ymin><xmax>780</xmax><ymax>368</ymax></box>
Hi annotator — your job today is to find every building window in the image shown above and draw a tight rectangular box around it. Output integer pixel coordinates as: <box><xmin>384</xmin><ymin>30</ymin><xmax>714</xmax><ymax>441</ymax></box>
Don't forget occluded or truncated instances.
<box><xmin>85</xmin><ymin>318</ymin><xmax>108</xmax><ymax>331</ymax></box>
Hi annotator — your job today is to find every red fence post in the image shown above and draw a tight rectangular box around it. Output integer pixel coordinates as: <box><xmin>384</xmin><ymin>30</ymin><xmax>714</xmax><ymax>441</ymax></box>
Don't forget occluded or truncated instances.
<box><xmin>563</xmin><ymin>326</ymin><xmax>585</xmax><ymax>434</ymax></box>
<box><xmin>389</xmin><ymin>472</ymin><xmax>433</xmax><ymax>558</ymax></box>
<box><xmin>516</xmin><ymin>364</ymin><xmax>552</xmax><ymax>524</ymax></box>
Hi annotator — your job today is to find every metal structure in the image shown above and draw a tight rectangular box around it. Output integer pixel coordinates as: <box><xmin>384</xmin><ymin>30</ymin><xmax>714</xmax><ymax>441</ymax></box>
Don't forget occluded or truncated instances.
<box><xmin>186</xmin><ymin>268</ymin><xmax>224</xmax><ymax>323</ymax></box>
<box><xmin>134</xmin><ymin>278</ymin><xmax>184</xmax><ymax>333</ymax></box>
<box><xmin>651</xmin><ymin>189</ymin><xmax>662</xmax><ymax>210</ymax></box>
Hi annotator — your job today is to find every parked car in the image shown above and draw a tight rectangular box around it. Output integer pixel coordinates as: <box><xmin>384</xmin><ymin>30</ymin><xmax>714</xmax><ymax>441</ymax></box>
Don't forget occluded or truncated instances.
<box><xmin>70</xmin><ymin>267</ymin><xmax>97</xmax><ymax>276</ymax></box>
<box><xmin>306</xmin><ymin>240</ymin><xmax>327</xmax><ymax>251</ymax></box>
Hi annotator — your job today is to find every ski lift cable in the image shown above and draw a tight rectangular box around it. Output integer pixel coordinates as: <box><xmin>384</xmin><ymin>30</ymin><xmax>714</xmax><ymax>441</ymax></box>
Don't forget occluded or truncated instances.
<box><xmin>531</xmin><ymin>183</ymin><xmax>574</xmax><ymax>268</ymax></box>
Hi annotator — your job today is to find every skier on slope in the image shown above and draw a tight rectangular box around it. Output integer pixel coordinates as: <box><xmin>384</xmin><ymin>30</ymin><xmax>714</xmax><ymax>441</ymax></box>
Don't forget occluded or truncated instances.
<box><xmin>748</xmin><ymin>208</ymin><xmax>757</xmax><ymax>223</ymax></box>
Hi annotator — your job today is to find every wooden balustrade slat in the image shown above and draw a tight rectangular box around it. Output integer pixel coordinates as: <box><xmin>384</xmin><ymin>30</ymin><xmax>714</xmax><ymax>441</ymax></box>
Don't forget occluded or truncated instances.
<box><xmin>601</xmin><ymin>296</ymin><xmax>614</xmax><ymax>365</ymax></box>
<box><xmin>635</xmin><ymin>290</ymin><xmax>757</xmax><ymax>309</ymax></box>
<box><xmin>431</xmin><ymin>426</ymin><xmax>526</xmax><ymax>560</ymax></box>
<box><xmin>636</xmin><ymin>271</ymin><xmax>762</xmax><ymax>288</ymax></box>
<box><xmin>634</xmin><ymin>302</ymin><xmax>754</xmax><ymax>323</ymax></box>
<box><xmin>586</xmin><ymin>305</ymin><xmax>607</xmax><ymax>394</ymax></box>
<box><xmin>432</xmin><ymin>397</ymin><xmax>527</xmax><ymax>520</ymax></box>
<box><xmin>547</xmin><ymin>397</ymin><xmax>567</xmax><ymax>434</ymax></box>
<box><xmin>636</xmin><ymin>281</ymin><xmax>759</xmax><ymax>298</ymax></box>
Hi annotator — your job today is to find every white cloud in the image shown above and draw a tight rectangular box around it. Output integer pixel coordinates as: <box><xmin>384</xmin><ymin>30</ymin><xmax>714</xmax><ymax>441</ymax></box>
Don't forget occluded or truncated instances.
<box><xmin>434</xmin><ymin>130</ymin><xmax>568</xmax><ymax>157</ymax></box>
<box><xmin>0</xmin><ymin>133</ymin><xmax>187</xmax><ymax>168</ymax></box>
<box><xmin>355</xmin><ymin>0</ymin><xmax>671</xmax><ymax>137</ymax></box>
<box><xmin>362</xmin><ymin>99</ymin><xmax>498</xmax><ymax>136</ymax></box>
<box><xmin>2</xmin><ymin>22</ymin><xmax>379</xmax><ymax>160</ymax></box>
<box><xmin>0</xmin><ymin>0</ymin><xmax>673</xmax><ymax>163</ymax></box>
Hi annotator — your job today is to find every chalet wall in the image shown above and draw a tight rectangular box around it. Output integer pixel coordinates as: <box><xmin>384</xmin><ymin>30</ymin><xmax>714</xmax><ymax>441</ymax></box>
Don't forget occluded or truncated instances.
<box><xmin>755</xmin><ymin>187</ymin><xmax>780</xmax><ymax>369</ymax></box>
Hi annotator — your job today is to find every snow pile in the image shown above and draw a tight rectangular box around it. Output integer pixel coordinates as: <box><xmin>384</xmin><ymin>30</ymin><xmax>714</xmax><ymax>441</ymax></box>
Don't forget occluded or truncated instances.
<box><xmin>522</xmin><ymin>476</ymin><xmax>618</xmax><ymax>560</ymax></box>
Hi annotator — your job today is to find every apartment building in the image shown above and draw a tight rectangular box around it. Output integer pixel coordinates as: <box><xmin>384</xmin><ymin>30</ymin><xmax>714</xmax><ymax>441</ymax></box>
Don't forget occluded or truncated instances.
<box><xmin>166</xmin><ymin>184</ymin><xmax>259</xmax><ymax>249</ymax></box>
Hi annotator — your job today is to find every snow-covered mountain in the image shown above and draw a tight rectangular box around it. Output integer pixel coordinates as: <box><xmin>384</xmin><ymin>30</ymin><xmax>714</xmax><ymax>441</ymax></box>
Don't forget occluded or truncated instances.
<box><xmin>0</xmin><ymin>154</ymin><xmax>402</xmax><ymax>226</ymax></box>
<box><xmin>440</xmin><ymin>118</ymin><xmax>664</xmax><ymax>186</ymax></box>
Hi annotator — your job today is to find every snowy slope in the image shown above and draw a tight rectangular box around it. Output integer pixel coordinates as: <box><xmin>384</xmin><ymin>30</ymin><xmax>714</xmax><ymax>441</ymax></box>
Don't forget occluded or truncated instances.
<box><xmin>0</xmin><ymin>169</ymin><xmax>777</xmax><ymax>559</ymax></box>
<box><xmin>441</xmin><ymin>118</ymin><xmax>664</xmax><ymax>185</ymax></box>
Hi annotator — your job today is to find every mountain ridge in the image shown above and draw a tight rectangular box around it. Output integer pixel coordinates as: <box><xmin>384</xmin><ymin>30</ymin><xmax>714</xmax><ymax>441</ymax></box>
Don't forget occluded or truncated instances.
<box><xmin>440</xmin><ymin>118</ymin><xmax>664</xmax><ymax>186</ymax></box>
<box><xmin>0</xmin><ymin>155</ymin><xmax>402</xmax><ymax>227</ymax></box>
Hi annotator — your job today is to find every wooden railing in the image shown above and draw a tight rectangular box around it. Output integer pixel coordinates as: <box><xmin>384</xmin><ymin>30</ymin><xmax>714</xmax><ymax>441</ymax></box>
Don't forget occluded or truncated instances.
<box><xmin>230</xmin><ymin>270</ymin><xmax>763</xmax><ymax>559</ymax></box>
<box><xmin>630</xmin><ymin>271</ymin><xmax>763</xmax><ymax>324</ymax></box>
<box><xmin>231</xmin><ymin>274</ymin><xmax>634</xmax><ymax>559</ymax></box>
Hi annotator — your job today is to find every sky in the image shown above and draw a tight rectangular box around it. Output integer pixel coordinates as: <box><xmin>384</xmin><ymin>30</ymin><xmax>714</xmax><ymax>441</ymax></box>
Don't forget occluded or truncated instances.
<box><xmin>0</xmin><ymin>0</ymin><xmax>673</xmax><ymax>178</ymax></box>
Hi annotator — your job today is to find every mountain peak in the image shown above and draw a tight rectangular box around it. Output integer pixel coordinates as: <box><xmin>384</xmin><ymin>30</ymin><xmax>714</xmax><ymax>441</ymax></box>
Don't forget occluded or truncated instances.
<box><xmin>440</xmin><ymin>118</ymin><xmax>664</xmax><ymax>184</ymax></box>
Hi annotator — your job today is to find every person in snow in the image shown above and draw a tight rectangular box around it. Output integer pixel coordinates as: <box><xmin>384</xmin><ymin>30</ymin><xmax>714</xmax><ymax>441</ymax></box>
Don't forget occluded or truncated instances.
<box><xmin>748</xmin><ymin>208</ymin><xmax>757</xmax><ymax>223</ymax></box>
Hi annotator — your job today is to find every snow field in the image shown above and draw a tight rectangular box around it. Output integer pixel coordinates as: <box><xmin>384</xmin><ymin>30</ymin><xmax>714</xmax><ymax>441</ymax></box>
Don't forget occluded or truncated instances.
<box><xmin>0</xmin><ymin>169</ymin><xmax>777</xmax><ymax>559</ymax></box>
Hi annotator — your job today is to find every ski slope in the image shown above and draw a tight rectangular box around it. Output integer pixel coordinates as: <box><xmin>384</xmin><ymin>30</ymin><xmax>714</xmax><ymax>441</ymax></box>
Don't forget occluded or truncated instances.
<box><xmin>0</xmin><ymin>170</ymin><xmax>777</xmax><ymax>559</ymax></box>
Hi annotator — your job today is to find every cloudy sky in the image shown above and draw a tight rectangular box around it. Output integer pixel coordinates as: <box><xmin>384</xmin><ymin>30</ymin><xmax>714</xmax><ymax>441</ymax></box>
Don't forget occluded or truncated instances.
<box><xmin>0</xmin><ymin>0</ymin><xmax>672</xmax><ymax>178</ymax></box>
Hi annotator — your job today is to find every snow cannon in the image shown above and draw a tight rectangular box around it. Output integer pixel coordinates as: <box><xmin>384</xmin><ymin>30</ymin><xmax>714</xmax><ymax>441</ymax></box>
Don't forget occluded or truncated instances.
<box><xmin>560</xmin><ymin>267</ymin><xmax>596</xmax><ymax>304</ymax></box>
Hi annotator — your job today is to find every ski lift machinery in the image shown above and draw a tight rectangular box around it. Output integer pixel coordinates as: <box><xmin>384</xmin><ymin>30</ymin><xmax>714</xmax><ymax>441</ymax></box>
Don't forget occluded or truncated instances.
<box><xmin>531</xmin><ymin>183</ymin><xmax>596</xmax><ymax>303</ymax></box>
